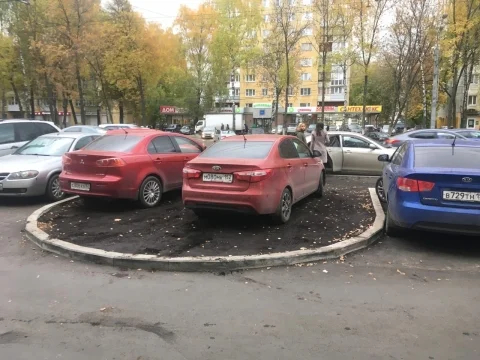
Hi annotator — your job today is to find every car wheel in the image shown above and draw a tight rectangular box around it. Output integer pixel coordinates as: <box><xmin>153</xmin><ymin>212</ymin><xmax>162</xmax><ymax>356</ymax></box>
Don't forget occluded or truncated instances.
<box><xmin>385</xmin><ymin>207</ymin><xmax>403</xmax><ymax>237</ymax></box>
<box><xmin>272</xmin><ymin>188</ymin><xmax>293</xmax><ymax>224</ymax></box>
<box><xmin>138</xmin><ymin>176</ymin><xmax>162</xmax><ymax>208</ymax></box>
<box><xmin>315</xmin><ymin>171</ymin><xmax>324</xmax><ymax>197</ymax></box>
<box><xmin>375</xmin><ymin>177</ymin><xmax>387</xmax><ymax>203</ymax></box>
<box><xmin>46</xmin><ymin>174</ymin><xmax>65</xmax><ymax>202</ymax></box>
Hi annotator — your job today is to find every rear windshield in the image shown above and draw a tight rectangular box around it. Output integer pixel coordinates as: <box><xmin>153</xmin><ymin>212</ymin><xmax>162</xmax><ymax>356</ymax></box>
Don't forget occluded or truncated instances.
<box><xmin>199</xmin><ymin>141</ymin><xmax>274</xmax><ymax>159</ymax></box>
<box><xmin>415</xmin><ymin>146</ymin><xmax>480</xmax><ymax>168</ymax></box>
<box><xmin>83</xmin><ymin>135</ymin><xmax>143</xmax><ymax>152</ymax></box>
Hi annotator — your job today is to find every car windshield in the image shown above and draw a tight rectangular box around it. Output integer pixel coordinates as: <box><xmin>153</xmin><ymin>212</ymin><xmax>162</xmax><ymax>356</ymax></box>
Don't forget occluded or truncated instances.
<box><xmin>83</xmin><ymin>135</ymin><xmax>143</xmax><ymax>152</ymax></box>
<box><xmin>458</xmin><ymin>130</ymin><xmax>480</xmax><ymax>139</ymax></box>
<box><xmin>350</xmin><ymin>124</ymin><xmax>361</xmax><ymax>129</ymax></box>
<box><xmin>14</xmin><ymin>137</ymin><xmax>74</xmax><ymax>156</ymax></box>
<box><xmin>181</xmin><ymin>126</ymin><xmax>189</xmax><ymax>129</ymax></box>
<box><xmin>414</xmin><ymin>146</ymin><xmax>480</xmax><ymax>168</ymax></box>
<box><xmin>199</xmin><ymin>141</ymin><xmax>274</xmax><ymax>159</ymax></box>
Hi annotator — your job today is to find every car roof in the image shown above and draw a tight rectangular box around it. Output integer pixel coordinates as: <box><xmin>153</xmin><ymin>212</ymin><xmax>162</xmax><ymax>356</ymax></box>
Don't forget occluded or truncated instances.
<box><xmin>0</xmin><ymin>119</ymin><xmax>55</xmax><ymax>125</ymax></box>
<box><xmin>105</xmin><ymin>129</ymin><xmax>161</xmax><ymax>136</ymax></box>
<box><xmin>224</xmin><ymin>135</ymin><xmax>287</xmax><ymax>142</ymax></box>
<box><xmin>66</xmin><ymin>125</ymin><xmax>100</xmax><ymax>128</ymax></box>
<box><xmin>408</xmin><ymin>139</ymin><xmax>480</xmax><ymax>147</ymax></box>
<box><xmin>38</xmin><ymin>132</ymin><xmax>92</xmax><ymax>139</ymax></box>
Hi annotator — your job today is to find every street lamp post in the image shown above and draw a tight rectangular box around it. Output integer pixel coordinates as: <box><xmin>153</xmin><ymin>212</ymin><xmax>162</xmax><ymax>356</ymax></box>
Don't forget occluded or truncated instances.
<box><xmin>230</xmin><ymin>71</ymin><xmax>236</xmax><ymax>132</ymax></box>
<box><xmin>430</xmin><ymin>14</ymin><xmax>448</xmax><ymax>129</ymax></box>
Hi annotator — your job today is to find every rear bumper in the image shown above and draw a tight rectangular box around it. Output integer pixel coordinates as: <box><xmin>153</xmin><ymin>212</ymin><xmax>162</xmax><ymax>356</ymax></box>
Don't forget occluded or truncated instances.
<box><xmin>59</xmin><ymin>173</ymin><xmax>137</xmax><ymax>200</ymax></box>
<box><xmin>182</xmin><ymin>184</ymin><xmax>280</xmax><ymax>215</ymax></box>
<box><xmin>0</xmin><ymin>178</ymin><xmax>46</xmax><ymax>197</ymax></box>
<box><xmin>390</xmin><ymin>200</ymin><xmax>480</xmax><ymax>235</ymax></box>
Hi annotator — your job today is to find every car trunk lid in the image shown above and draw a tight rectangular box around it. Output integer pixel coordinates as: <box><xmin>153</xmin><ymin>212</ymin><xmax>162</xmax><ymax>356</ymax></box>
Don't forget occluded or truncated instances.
<box><xmin>65</xmin><ymin>151</ymin><xmax>126</xmax><ymax>177</ymax></box>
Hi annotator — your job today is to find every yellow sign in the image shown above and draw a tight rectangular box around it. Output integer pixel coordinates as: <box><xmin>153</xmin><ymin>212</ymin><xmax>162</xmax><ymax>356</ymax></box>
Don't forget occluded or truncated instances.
<box><xmin>338</xmin><ymin>105</ymin><xmax>382</xmax><ymax>113</ymax></box>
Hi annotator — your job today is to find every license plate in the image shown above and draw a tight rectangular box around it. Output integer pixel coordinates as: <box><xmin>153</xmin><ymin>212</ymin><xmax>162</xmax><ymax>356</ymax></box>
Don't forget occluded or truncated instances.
<box><xmin>202</xmin><ymin>173</ymin><xmax>233</xmax><ymax>183</ymax></box>
<box><xmin>71</xmin><ymin>182</ymin><xmax>91</xmax><ymax>191</ymax></box>
<box><xmin>442</xmin><ymin>191</ymin><xmax>480</xmax><ymax>202</ymax></box>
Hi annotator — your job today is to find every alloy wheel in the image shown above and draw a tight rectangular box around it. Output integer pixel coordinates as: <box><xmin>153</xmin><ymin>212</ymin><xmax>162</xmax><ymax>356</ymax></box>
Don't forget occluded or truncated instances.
<box><xmin>51</xmin><ymin>177</ymin><xmax>64</xmax><ymax>200</ymax></box>
<box><xmin>281</xmin><ymin>190</ymin><xmax>292</xmax><ymax>220</ymax></box>
<box><xmin>142</xmin><ymin>180</ymin><xmax>161</xmax><ymax>206</ymax></box>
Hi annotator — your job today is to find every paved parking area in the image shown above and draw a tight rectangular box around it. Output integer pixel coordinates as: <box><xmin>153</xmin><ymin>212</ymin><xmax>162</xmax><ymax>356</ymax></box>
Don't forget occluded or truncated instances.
<box><xmin>1</xmin><ymin>178</ymin><xmax>479</xmax><ymax>360</ymax></box>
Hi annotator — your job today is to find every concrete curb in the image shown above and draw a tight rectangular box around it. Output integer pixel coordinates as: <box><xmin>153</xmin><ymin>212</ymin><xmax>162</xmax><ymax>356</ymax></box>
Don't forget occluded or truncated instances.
<box><xmin>25</xmin><ymin>189</ymin><xmax>385</xmax><ymax>272</ymax></box>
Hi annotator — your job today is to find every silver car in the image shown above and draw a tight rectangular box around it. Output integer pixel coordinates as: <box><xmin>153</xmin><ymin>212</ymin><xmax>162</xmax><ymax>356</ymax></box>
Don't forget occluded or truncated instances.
<box><xmin>201</xmin><ymin>126</ymin><xmax>216</xmax><ymax>139</ymax></box>
<box><xmin>0</xmin><ymin>133</ymin><xmax>101</xmax><ymax>201</ymax></box>
<box><xmin>385</xmin><ymin>128</ymin><xmax>468</xmax><ymax>147</ymax></box>
<box><xmin>306</xmin><ymin>131</ymin><xmax>396</xmax><ymax>175</ymax></box>
<box><xmin>62</xmin><ymin>125</ymin><xmax>107</xmax><ymax>134</ymax></box>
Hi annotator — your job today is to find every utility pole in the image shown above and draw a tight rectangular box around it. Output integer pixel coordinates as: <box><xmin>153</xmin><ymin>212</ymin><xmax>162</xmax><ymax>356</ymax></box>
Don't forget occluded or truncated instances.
<box><xmin>430</xmin><ymin>14</ymin><xmax>447</xmax><ymax>129</ymax></box>
<box><xmin>230</xmin><ymin>71</ymin><xmax>236</xmax><ymax>132</ymax></box>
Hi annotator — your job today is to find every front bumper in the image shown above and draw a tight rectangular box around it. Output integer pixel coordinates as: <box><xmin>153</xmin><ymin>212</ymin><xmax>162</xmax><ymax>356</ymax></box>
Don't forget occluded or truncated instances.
<box><xmin>0</xmin><ymin>178</ymin><xmax>46</xmax><ymax>197</ymax></box>
<box><xmin>59</xmin><ymin>174</ymin><xmax>137</xmax><ymax>200</ymax></box>
<box><xmin>201</xmin><ymin>133</ymin><xmax>214</xmax><ymax>139</ymax></box>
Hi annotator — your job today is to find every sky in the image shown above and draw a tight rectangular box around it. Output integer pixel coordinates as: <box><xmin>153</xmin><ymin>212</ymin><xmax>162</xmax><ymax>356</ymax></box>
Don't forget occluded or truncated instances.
<box><xmin>101</xmin><ymin>0</ymin><xmax>203</xmax><ymax>29</ymax></box>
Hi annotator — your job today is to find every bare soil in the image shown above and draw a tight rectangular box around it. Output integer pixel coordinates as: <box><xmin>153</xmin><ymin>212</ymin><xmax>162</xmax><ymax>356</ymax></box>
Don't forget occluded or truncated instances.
<box><xmin>38</xmin><ymin>177</ymin><xmax>376</xmax><ymax>257</ymax></box>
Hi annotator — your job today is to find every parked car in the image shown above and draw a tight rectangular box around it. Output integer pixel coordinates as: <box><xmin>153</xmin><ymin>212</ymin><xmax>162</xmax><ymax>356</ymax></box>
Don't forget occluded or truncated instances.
<box><xmin>249</xmin><ymin>128</ymin><xmax>265</xmax><ymax>135</ymax></box>
<box><xmin>348</xmin><ymin>123</ymin><xmax>362</xmax><ymax>134</ymax></box>
<box><xmin>305</xmin><ymin>131</ymin><xmax>396</xmax><ymax>175</ymax></box>
<box><xmin>98</xmin><ymin>123</ymin><xmax>139</xmax><ymax>130</ymax></box>
<box><xmin>0</xmin><ymin>132</ymin><xmax>100</xmax><ymax>201</ymax></box>
<box><xmin>286</xmin><ymin>123</ymin><xmax>297</xmax><ymax>135</ymax></box>
<box><xmin>384</xmin><ymin>129</ymin><xmax>468</xmax><ymax>147</ymax></box>
<box><xmin>0</xmin><ymin>120</ymin><xmax>60</xmax><ymax>157</ymax></box>
<box><xmin>164</xmin><ymin>124</ymin><xmax>182</xmax><ymax>133</ymax></box>
<box><xmin>180</xmin><ymin>126</ymin><xmax>194</xmax><ymax>135</ymax></box>
<box><xmin>62</xmin><ymin>125</ymin><xmax>107</xmax><ymax>134</ymax></box>
<box><xmin>366</xmin><ymin>131</ymin><xmax>389</xmax><ymax>143</ymax></box>
<box><xmin>379</xmin><ymin>139</ymin><xmax>480</xmax><ymax>236</ymax></box>
<box><xmin>306</xmin><ymin>124</ymin><xmax>316</xmax><ymax>134</ymax></box>
<box><xmin>201</xmin><ymin>126</ymin><xmax>216</xmax><ymax>139</ymax></box>
<box><xmin>214</xmin><ymin>130</ymin><xmax>236</xmax><ymax>142</ymax></box>
<box><xmin>452</xmin><ymin>129</ymin><xmax>480</xmax><ymax>139</ymax></box>
<box><xmin>182</xmin><ymin>135</ymin><xmax>325</xmax><ymax>224</ymax></box>
<box><xmin>271</xmin><ymin>124</ymin><xmax>284</xmax><ymax>134</ymax></box>
<box><xmin>60</xmin><ymin>130</ymin><xmax>205</xmax><ymax>208</ymax></box>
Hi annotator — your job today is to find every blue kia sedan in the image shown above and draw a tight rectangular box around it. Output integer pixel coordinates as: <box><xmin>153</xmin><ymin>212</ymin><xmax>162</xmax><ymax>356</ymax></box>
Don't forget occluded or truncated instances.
<box><xmin>378</xmin><ymin>139</ymin><xmax>480</xmax><ymax>236</ymax></box>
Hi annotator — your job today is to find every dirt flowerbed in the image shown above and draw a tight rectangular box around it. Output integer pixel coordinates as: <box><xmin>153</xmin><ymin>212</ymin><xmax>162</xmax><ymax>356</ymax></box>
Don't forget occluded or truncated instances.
<box><xmin>38</xmin><ymin>177</ymin><xmax>376</xmax><ymax>257</ymax></box>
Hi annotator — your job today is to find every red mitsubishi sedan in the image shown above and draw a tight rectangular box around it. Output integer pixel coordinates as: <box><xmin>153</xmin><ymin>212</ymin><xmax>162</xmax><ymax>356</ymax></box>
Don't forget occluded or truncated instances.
<box><xmin>182</xmin><ymin>135</ymin><xmax>325</xmax><ymax>223</ymax></box>
<box><xmin>60</xmin><ymin>129</ymin><xmax>205</xmax><ymax>207</ymax></box>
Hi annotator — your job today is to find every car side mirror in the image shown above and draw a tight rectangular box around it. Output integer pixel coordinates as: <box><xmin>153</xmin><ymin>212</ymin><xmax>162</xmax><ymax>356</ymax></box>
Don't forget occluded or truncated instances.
<box><xmin>312</xmin><ymin>150</ymin><xmax>322</xmax><ymax>158</ymax></box>
<box><xmin>378</xmin><ymin>154</ymin><xmax>390</xmax><ymax>162</ymax></box>
<box><xmin>369</xmin><ymin>143</ymin><xmax>377</xmax><ymax>150</ymax></box>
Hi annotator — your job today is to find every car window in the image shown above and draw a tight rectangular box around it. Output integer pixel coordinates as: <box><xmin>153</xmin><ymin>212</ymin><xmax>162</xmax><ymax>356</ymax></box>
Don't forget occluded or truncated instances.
<box><xmin>391</xmin><ymin>143</ymin><xmax>407</xmax><ymax>165</ymax></box>
<box><xmin>343</xmin><ymin>135</ymin><xmax>370</xmax><ymax>149</ymax></box>
<box><xmin>15</xmin><ymin>122</ymin><xmax>41</xmax><ymax>142</ymax></box>
<box><xmin>436</xmin><ymin>132</ymin><xmax>455</xmax><ymax>139</ymax></box>
<box><xmin>279</xmin><ymin>139</ymin><xmax>299</xmax><ymax>159</ymax></box>
<box><xmin>414</xmin><ymin>146</ymin><xmax>480</xmax><ymax>168</ymax></box>
<box><xmin>199</xmin><ymin>141</ymin><xmax>274</xmax><ymax>159</ymax></box>
<box><xmin>172</xmin><ymin>136</ymin><xmax>202</xmax><ymax>153</ymax></box>
<box><xmin>329</xmin><ymin>135</ymin><xmax>340</xmax><ymax>147</ymax></box>
<box><xmin>292</xmin><ymin>138</ymin><xmax>311</xmax><ymax>158</ymax></box>
<box><xmin>84</xmin><ymin>135</ymin><xmax>143</xmax><ymax>152</ymax></box>
<box><xmin>409</xmin><ymin>132</ymin><xmax>436</xmax><ymax>139</ymax></box>
<box><xmin>0</xmin><ymin>123</ymin><xmax>15</xmax><ymax>144</ymax></box>
<box><xmin>63</xmin><ymin>127</ymin><xmax>82</xmax><ymax>132</ymax></box>
<box><xmin>74</xmin><ymin>136</ymin><xmax>95</xmax><ymax>151</ymax></box>
<box><xmin>36</xmin><ymin>122</ymin><xmax>58</xmax><ymax>136</ymax></box>
<box><xmin>149</xmin><ymin>136</ymin><xmax>176</xmax><ymax>154</ymax></box>
<box><xmin>14</xmin><ymin>136</ymin><xmax>74</xmax><ymax>156</ymax></box>
<box><xmin>459</xmin><ymin>131</ymin><xmax>480</xmax><ymax>139</ymax></box>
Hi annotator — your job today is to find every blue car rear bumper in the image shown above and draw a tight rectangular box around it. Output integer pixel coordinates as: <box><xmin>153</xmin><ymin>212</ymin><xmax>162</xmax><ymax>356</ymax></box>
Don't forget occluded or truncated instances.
<box><xmin>390</xmin><ymin>199</ymin><xmax>480</xmax><ymax>235</ymax></box>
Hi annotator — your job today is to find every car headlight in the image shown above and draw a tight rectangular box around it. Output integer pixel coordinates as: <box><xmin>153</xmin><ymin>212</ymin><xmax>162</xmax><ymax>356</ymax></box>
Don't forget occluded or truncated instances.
<box><xmin>8</xmin><ymin>170</ymin><xmax>39</xmax><ymax>180</ymax></box>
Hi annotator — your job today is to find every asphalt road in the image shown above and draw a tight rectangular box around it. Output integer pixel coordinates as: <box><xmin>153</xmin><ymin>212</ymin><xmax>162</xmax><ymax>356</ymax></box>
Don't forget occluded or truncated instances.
<box><xmin>1</xmin><ymin>190</ymin><xmax>480</xmax><ymax>360</ymax></box>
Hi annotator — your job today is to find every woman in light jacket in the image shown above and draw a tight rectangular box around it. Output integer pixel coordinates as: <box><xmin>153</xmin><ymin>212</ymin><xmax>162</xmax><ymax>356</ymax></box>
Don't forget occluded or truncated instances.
<box><xmin>310</xmin><ymin>122</ymin><xmax>329</xmax><ymax>164</ymax></box>
<box><xmin>295</xmin><ymin>122</ymin><xmax>307</xmax><ymax>144</ymax></box>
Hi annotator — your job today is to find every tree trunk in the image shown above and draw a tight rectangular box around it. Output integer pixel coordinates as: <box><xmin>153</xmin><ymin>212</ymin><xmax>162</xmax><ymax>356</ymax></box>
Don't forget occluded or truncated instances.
<box><xmin>29</xmin><ymin>85</ymin><xmax>35</xmax><ymax>120</ymax></box>
<box><xmin>284</xmin><ymin>51</ymin><xmax>290</xmax><ymax>132</ymax></box>
<box><xmin>45</xmin><ymin>74</ymin><xmax>56</xmax><ymax>125</ymax></box>
<box><xmin>342</xmin><ymin>62</ymin><xmax>348</xmax><ymax>126</ymax></box>
<box><xmin>275</xmin><ymin>90</ymin><xmax>280</xmax><ymax>127</ymax></box>
<box><xmin>362</xmin><ymin>70</ymin><xmax>368</xmax><ymax>128</ymax></box>
<box><xmin>97</xmin><ymin>107</ymin><xmax>101</xmax><ymax>126</ymax></box>
<box><xmin>137</xmin><ymin>75</ymin><xmax>146</xmax><ymax>126</ymax></box>
<box><xmin>100</xmin><ymin>78</ymin><xmax>112</xmax><ymax>124</ymax></box>
<box><xmin>320</xmin><ymin>49</ymin><xmax>327</xmax><ymax>123</ymax></box>
<box><xmin>62</xmin><ymin>97</ymin><xmax>68</xmax><ymax>128</ymax></box>
<box><xmin>10</xmin><ymin>79</ymin><xmax>23</xmax><ymax>117</ymax></box>
<box><xmin>1</xmin><ymin>87</ymin><xmax>6</xmax><ymax>119</ymax></box>
<box><xmin>461</xmin><ymin>60</ymin><xmax>474</xmax><ymax>127</ymax></box>
<box><xmin>119</xmin><ymin>100</ymin><xmax>124</xmax><ymax>124</ymax></box>
<box><xmin>420</xmin><ymin>60</ymin><xmax>427</xmax><ymax>128</ymax></box>
<box><xmin>75</xmin><ymin>53</ymin><xmax>86</xmax><ymax>125</ymax></box>
<box><xmin>69</xmin><ymin>98</ymin><xmax>78</xmax><ymax>125</ymax></box>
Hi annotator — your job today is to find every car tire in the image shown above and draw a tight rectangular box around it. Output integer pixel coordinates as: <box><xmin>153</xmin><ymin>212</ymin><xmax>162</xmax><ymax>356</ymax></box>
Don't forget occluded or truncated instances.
<box><xmin>315</xmin><ymin>171</ymin><xmax>324</xmax><ymax>197</ymax></box>
<box><xmin>138</xmin><ymin>176</ymin><xmax>162</xmax><ymax>208</ymax></box>
<box><xmin>385</xmin><ymin>207</ymin><xmax>403</xmax><ymax>237</ymax></box>
<box><xmin>375</xmin><ymin>177</ymin><xmax>387</xmax><ymax>203</ymax></box>
<box><xmin>272</xmin><ymin>188</ymin><xmax>293</xmax><ymax>224</ymax></box>
<box><xmin>45</xmin><ymin>174</ymin><xmax>65</xmax><ymax>202</ymax></box>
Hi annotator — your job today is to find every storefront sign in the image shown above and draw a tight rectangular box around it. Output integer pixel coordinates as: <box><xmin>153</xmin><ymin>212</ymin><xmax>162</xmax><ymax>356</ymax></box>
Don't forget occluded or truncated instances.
<box><xmin>252</xmin><ymin>103</ymin><xmax>272</xmax><ymax>108</ymax></box>
<box><xmin>338</xmin><ymin>105</ymin><xmax>382</xmax><ymax>113</ymax></box>
<box><xmin>316</xmin><ymin>106</ymin><xmax>336</xmax><ymax>112</ymax></box>
<box><xmin>35</xmin><ymin>111</ymin><xmax>71</xmax><ymax>116</ymax></box>
<box><xmin>160</xmin><ymin>106</ymin><xmax>176</xmax><ymax>114</ymax></box>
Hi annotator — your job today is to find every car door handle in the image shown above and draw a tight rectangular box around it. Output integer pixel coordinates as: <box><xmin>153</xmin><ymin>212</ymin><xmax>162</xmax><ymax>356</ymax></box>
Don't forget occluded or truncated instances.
<box><xmin>184</xmin><ymin>157</ymin><xmax>189</xmax><ymax>161</ymax></box>
<box><xmin>303</xmin><ymin>163</ymin><xmax>309</xmax><ymax>167</ymax></box>
<box><xmin>155</xmin><ymin>158</ymin><xmax>162</xmax><ymax>161</ymax></box>
<box><xmin>345</xmin><ymin>150</ymin><xmax>352</xmax><ymax>153</ymax></box>
<box><xmin>11</xmin><ymin>146</ymin><xmax>18</xmax><ymax>149</ymax></box>
<box><xmin>287</xmin><ymin>164</ymin><xmax>292</xmax><ymax>168</ymax></box>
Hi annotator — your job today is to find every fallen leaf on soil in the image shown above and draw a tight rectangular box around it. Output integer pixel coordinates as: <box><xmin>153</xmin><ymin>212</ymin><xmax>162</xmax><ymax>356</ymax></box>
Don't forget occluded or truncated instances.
<box><xmin>114</xmin><ymin>219</ymin><xmax>121</xmax><ymax>222</ymax></box>
<box><xmin>323</xmin><ymin>270</ymin><xmax>328</xmax><ymax>273</ymax></box>
<box><xmin>397</xmin><ymin>269</ymin><xmax>406</xmax><ymax>276</ymax></box>
<box><xmin>339</xmin><ymin>255</ymin><xmax>345</xmax><ymax>261</ymax></box>
<box><xmin>300</xmin><ymin>247</ymin><xmax>307</xmax><ymax>250</ymax></box>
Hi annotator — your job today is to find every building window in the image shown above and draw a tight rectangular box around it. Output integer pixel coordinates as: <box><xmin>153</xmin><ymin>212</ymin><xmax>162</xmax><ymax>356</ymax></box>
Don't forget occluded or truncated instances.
<box><xmin>262</xmin><ymin>74</ymin><xmax>268</xmax><ymax>82</ymax></box>
<box><xmin>301</xmin><ymin>73</ymin><xmax>312</xmax><ymax>81</ymax></box>
<box><xmin>331</xmin><ymin>79</ymin><xmax>344</xmax><ymax>86</ymax></box>
<box><xmin>245</xmin><ymin>74</ymin><xmax>256</xmax><ymax>82</ymax></box>
<box><xmin>246</xmin><ymin>103</ymin><xmax>253</xmax><ymax>107</ymax></box>
<box><xmin>264</xmin><ymin>14</ymin><xmax>269</xmax><ymax>22</ymax></box>
<box><xmin>327</xmin><ymin>87</ymin><xmax>343</xmax><ymax>94</ymax></box>
<box><xmin>262</xmin><ymin>88</ymin><xmax>268</xmax><ymax>96</ymax></box>
<box><xmin>301</xmin><ymin>43</ymin><xmax>312</xmax><ymax>51</ymax></box>
<box><xmin>300</xmin><ymin>103</ymin><xmax>311</xmax><ymax>107</ymax></box>
<box><xmin>468</xmin><ymin>95</ymin><xmax>477</xmax><ymax>106</ymax></box>
<box><xmin>245</xmin><ymin>89</ymin><xmax>256</xmax><ymax>97</ymax></box>
<box><xmin>303</xmin><ymin>12</ymin><xmax>312</xmax><ymax>21</ymax></box>
<box><xmin>234</xmin><ymin>74</ymin><xmax>240</xmax><ymax>82</ymax></box>
<box><xmin>303</xmin><ymin>28</ymin><xmax>313</xmax><ymax>36</ymax></box>
<box><xmin>233</xmin><ymin>88</ymin><xmax>240</xmax><ymax>96</ymax></box>
<box><xmin>262</xmin><ymin>0</ymin><xmax>268</xmax><ymax>6</ymax></box>
<box><xmin>300</xmin><ymin>88</ymin><xmax>311</xmax><ymax>96</ymax></box>
<box><xmin>287</xmin><ymin>87</ymin><xmax>294</xmax><ymax>95</ymax></box>
<box><xmin>301</xmin><ymin>58</ymin><xmax>313</xmax><ymax>67</ymax></box>
<box><xmin>246</xmin><ymin>31</ymin><xmax>256</xmax><ymax>39</ymax></box>
<box><xmin>8</xmin><ymin>98</ymin><xmax>17</xmax><ymax>105</ymax></box>
<box><xmin>471</xmin><ymin>75</ymin><xmax>479</xmax><ymax>84</ymax></box>
<box><xmin>262</xmin><ymin>29</ymin><xmax>270</xmax><ymax>38</ymax></box>
<box><xmin>288</xmin><ymin>103</ymin><xmax>293</xmax><ymax>107</ymax></box>
<box><xmin>302</xmin><ymin>0</ymin><xmax>311</xmax><ymax>4</ymax></box>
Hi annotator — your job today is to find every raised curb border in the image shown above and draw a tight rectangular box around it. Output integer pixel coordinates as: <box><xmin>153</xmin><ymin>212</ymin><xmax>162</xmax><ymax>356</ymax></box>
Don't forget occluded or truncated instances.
<box><xmin>25</xmin><ymin>189</ymin><xmax>384</xmax><ymax>272</ymax></box>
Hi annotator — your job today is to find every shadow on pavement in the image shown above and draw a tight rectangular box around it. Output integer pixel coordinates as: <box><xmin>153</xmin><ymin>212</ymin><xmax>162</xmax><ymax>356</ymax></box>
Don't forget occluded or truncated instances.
<box><xmin>0</xmin><ymin>196</ymin><xmax>49</xmax><ymax>208</ymax></box>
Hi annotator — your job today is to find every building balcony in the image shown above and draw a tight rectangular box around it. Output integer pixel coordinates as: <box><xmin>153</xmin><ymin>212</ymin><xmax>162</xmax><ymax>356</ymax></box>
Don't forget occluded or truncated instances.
<box><xmin>215</xmin><ymin>95</ymin><xmax>240</xmax><ymax>102</ymax></box>
<box><xmin>318</xmin><ymin>93</ymin><xmax>346</xmax><ymax>102</ymax></box>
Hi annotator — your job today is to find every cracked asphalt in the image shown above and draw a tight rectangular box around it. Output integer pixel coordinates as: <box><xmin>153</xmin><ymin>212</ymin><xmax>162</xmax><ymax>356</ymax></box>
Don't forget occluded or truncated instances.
<box><xmin>1</xmin><ymin>182</ymin><xmax>480</xmax><ymax>360</ymax></box>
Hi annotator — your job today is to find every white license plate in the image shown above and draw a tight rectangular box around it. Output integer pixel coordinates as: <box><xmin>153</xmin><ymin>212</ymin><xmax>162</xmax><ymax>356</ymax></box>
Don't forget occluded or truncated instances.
<box><xmin>71</xmin><ymin>182</ymin><xmax>91</xmax><ymax>191</ymax></box>
<box><xmin>442</xmin><ymin>191</ymin><xmax>480</xmax><ymax>202</ymax></box>
<box><xmin>202</xmin><ymin>173</ymin><xmax>233</xmax><ymax>183</ymax></box>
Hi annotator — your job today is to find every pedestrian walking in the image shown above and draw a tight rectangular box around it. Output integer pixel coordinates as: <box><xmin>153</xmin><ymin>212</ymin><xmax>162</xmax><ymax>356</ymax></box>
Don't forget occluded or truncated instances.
<box><xmin>221</xmin><ymin>123</ymin><xmax>225</xmax><ymax>131</ymax></box>
<box><xmin>296</xmin><ymin>122</ymin><xmax>307</xmax><ymax>144</ymax></box>
<box><xmin>310</xmin><ymin>122</ymin><xmax>330</xmax><ymax>164</ymax></box>
<box><xmin>226</xmin><ymin>124</ymin><xmax>230</xmax><ymax>130</ymax></box>
<box><xmin>244</xmin><ymin>123</ymin><xmax>249</xmax><ymax>133</ymax></box>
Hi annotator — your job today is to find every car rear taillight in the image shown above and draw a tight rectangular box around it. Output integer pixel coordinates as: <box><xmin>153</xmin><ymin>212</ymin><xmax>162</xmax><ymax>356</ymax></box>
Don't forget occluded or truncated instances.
<box><xmin>384</xmin><ymin>138</ymin><xmax>400</xmax><ymax>145</ymax></box>
<box><xmin>183</xmin><ymin>168</ymin><xmax>201</xmax><ymax>179</ymax></box>
<box><xmin>221</xmin><ymin>136</ymin><xmax>226</xmax><ymax>139</ymax></box>
<box><xmin>235</xmin><ymin>169</ymin><xmax>273</xmax><ymax>183</ymax></box>
<box><xmin>96</xmin><ymin>158</ymin><xmax>126</xmax><ymax>167</ymax></box>
<box><xmin>62</xmin><ymin>154</ymin><xmax>72</xmax><ymax>166</ymax></box>
<box><xmin>397</xmin><ymin>177</ymin><xmax>435</xmax><ymax>192</ymax></box>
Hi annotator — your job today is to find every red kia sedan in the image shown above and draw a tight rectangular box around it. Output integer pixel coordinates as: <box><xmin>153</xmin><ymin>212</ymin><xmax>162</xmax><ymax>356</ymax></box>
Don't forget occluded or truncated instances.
<box><xmin>60</xmin><ymin>129</ymin><xmax>205</xmax><ymax>207</ymax></box>
<box><xmin>182</xmin><ymin>135</ymin><xmax>325</xmax><ymax>223</ymax></box>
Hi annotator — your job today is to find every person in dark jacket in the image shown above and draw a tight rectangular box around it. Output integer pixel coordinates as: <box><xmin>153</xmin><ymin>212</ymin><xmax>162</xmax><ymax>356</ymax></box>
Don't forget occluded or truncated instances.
<box><xmin>296</xmin><ymin>122</ymin><xmax>307</xmax><ymax>144</ymax></box>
